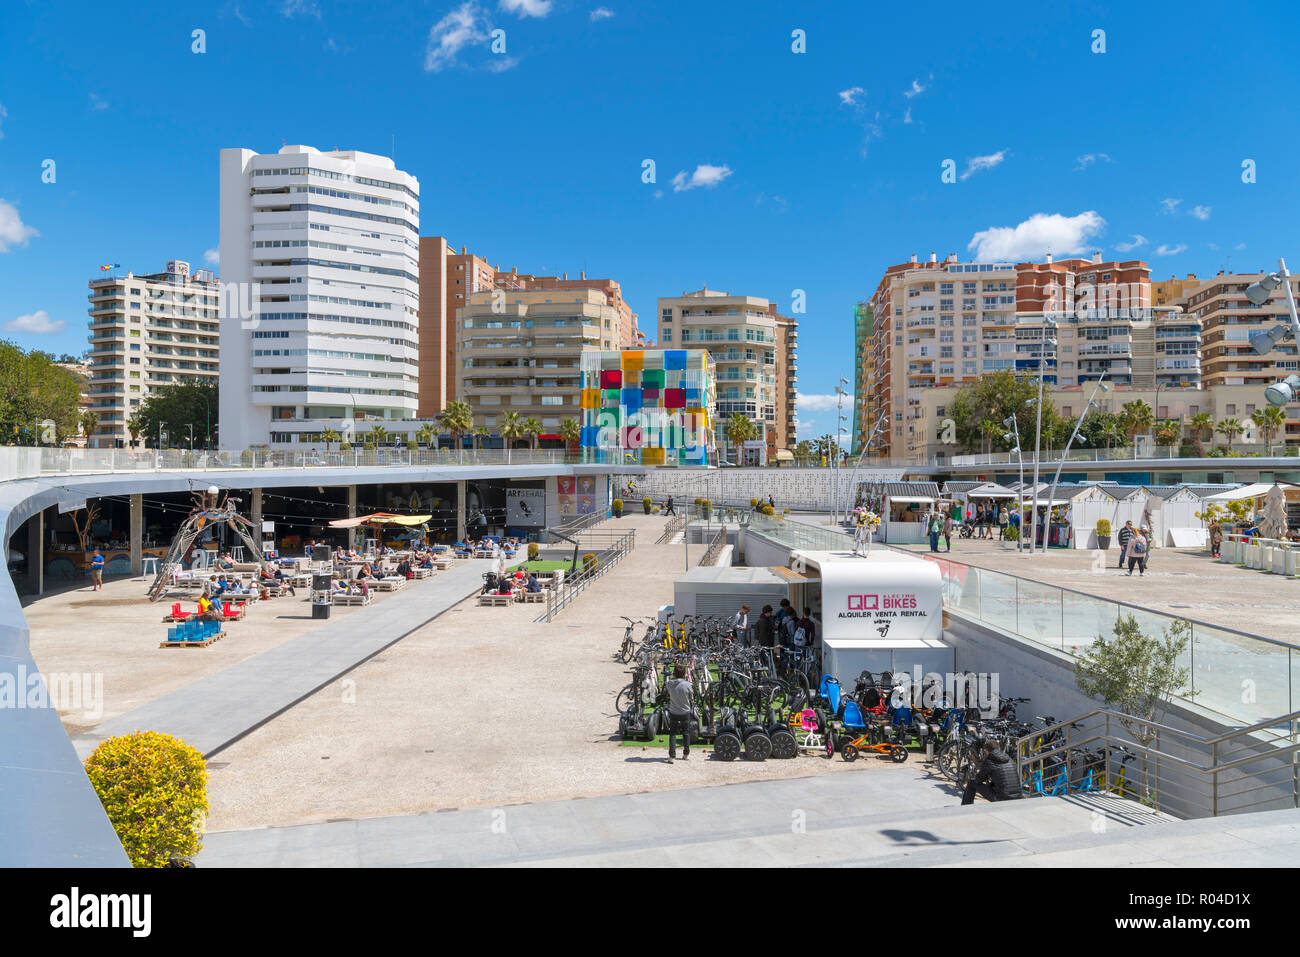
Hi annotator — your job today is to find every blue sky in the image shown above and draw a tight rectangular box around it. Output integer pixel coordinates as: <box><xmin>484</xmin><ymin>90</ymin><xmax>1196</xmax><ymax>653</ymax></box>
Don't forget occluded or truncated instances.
<box><xmin>2</xmin><ymin>0</ymin><xmax>1298</xmax><ymax>441</ymax></box>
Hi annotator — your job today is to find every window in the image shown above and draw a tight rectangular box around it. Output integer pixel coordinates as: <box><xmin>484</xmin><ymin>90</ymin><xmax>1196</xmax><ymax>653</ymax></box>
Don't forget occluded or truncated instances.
<box><xmin>661</xmin><ymin>327</ymin><xmax>672</xmax><ymax>341</ymax></box>
<box><xmin>1226</xmin><ymin>404</ymin><xmax>1236</xmax><ymax>415</ymax></box>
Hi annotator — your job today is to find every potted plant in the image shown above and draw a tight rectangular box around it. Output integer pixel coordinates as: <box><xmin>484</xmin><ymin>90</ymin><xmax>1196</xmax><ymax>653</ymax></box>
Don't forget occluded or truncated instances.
<box><xmin>612</xmin><ymin>498</ymin><xmax>624</xmax><ymax>518</ymax></box>
<box><xmin>1095</xmin><ymin>518</ymin><xmax>1112</xmax><ymax>550</ymax></box>
<box><xmin>700</xmin><ymin>499</ymin><xmax>711</xmax><ymax>519</ymax></box>
<box><xmin>642</xmin><ymin>496</ymin><xmax>653</xmax><ymax>515</ymax></box>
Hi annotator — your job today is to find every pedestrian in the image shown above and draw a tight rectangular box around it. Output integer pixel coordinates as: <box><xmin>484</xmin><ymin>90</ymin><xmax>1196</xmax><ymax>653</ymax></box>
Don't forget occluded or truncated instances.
<box><xmin>998</xmin><ymin>505</ymin><xmax>1009</xmax><ymax>540</ymax></box>
<box><xmin>1127</xmin><ymin>528</ymin><xmax>1148</xmax><ymax>577</ymax></box>
<box><xmin>753</xmin><ymin>605</ymin><xmax>777</xmax><ymax>648</ymax></box>
<box><xmin>942</xmin><ymin>507</ymin><xmax>954</xmax><ymax>553</ymax></box>
<box><xmin>1117</xmin><ymin>520</ymin><xmax>1135</xmax><ymax>569</ymax></box>
<box><xmin>665</xmin><ymin>663</ymin><xmax>693</xmax><ymax>763</ymax></box>
<box><xmin>961</xmin><ymin>739</ymin><xmax>1024</xmax><ymax>805</ymax></box>
<box><xmin>1209</xmin><ymin>520</ymin><xmax>1223</xmax><ymax>559</ymax></box>
<box><xmin>90</xmin><ymin>548</ymin><xmax>105</xmax><ymax>591</ymax></box>
<box><xmin>664</xmin><ymin>495</ymin><xmax>675</xmax><ymax>516</ymax></box>
<box><xmin>794</xmin><ymin>607</ymin><xmax>816</xmax><ymax>648</ymax></box>
<box><xmin>732</xmin><ymin>604</ymin><xmax>750</xmax><ymax>644</ymax></box>
<box><xmin>768</xmin><ymin>494</ymin><xmax>775</xmax><ymax>509</ymax></box>
<box><xmin>927</xmin><ymin>510</ymin><xmax>942</xmax><ymax>552</ymax></box>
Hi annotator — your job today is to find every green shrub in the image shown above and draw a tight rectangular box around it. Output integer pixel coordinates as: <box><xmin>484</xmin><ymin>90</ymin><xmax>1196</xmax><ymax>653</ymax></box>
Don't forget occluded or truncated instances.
<box><xmin>582</xmin><ymin>552</ymin><xmax>597</xmax><ymax>571</ymax></box>
<box><xmin>363</xmin><ymin>441</ymin><xmax>376</xmax><ymax>451</ymax></box>
<box><xmin>405</xmin><ymin>440</ymin><xmax>417</xmax><ymax>451</ymax></box>
<box><xmin>239</xmin><ymin>449</ymin><xmax>254</xmax><ymax>467</ymax></box>
<box><xmin>84</xmin><ymin>731</ymin><xmax>208</xmax><ymax>868</ymax></box>
<box><xmin>1096</xmin><ymin>519</ymin><xmax>1111</xmax><ymax>536</ymax></box>
<box><xmin>643</xmin><ymin>497</ymin><xmax>652</xmax><ymax>508</ymax></box>
<box><xmin>1004</xmin><ymin>524</ymin><xmax>1020</xmax><ymax>542</ymax></box>
<box><xmin>613</xmin><ymin>498</ymin><xmax>624</xmax><ymax>510</ymax></box>
<box><xmin>528</xmin><ymin>542</ymin><xmax>539</xmax><ymax>560</ymax></box>
<box><xmin>750</xmin><ymin>498</ymin><xmax>759</xmax><ymax>507</ymax></box>
<box><xmin>760</xmin><ymin>503</ymin><xmax>775</xmax><ymax>516</ymax></box>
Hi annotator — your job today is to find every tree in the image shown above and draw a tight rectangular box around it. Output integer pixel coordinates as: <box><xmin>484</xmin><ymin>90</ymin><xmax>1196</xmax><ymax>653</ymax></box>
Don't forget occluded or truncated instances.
<box><xmin>793</xmin><ymin>439</ymin><xmax>814</xmax><ymax>465</ymax></box>
<box><xmin>127</xmin><ymin>412</ymin><xmax>145</xmax><ymax>449</ymax></box>
<box><xmin>472</xmin><ymin>425</ymin><xmax>490</xmax><ymax>451</ymax></box>
<box><xmin>1189</xmin><ymin>412</ymin><xmax>1214</xmax><ymax>450</ymax></box>
<box><xmin>321</xmin><ymin>427</ymin><xmax>341</xmax><ymax>451</ymax></box>
<box><xmin>1216</xmin><ymin>417</ymin><xmax>1244</xmax><ymax>451</ymax></box>
<box><xmin>499</xmin><ymin>410</ymin><xmax>525</xmax><ymax>462</ymax></box>
<box><xmin>0</xmin><ymin>340</ymin><xmax>84</xmax><ymax>445</ymax></box>
<box><xmin>416</xmin><ymin>423</ymin><xmax>436</xmax><ymax>450</ymax></box>
<box><xmin>1154</xmin><ymin>418</ymin><xmax>1180</xmax><ymax>447</ymax></box>
<box><xmin>368</xmin><ymin>424</ymin><xmax>390</xmax><ymax>448</ymax></box>
<box><xmin>724</xmin><ymin>413</ymin><xmax>757</xmax><ymax>459</ymax></box>
<box><xmin>522</xmin><ymin>416</ymin><xmax>543</xmax><ymax>451</ymax></box>
<box><xmin>948</xmin><ymin>371</ymin><xmax>1062</xmax><ymax>455</ymax></box>
<box><xmin>438</xmin><ymin>400</ymin><xmax>473</xmax><ymax>451</ymax></box>
<box><xmin>558</xmin><ymin>418</ymin><xmax>580</xmax><ymax>451</ymax></box>
<box><xmin>1251</xmin><ymin>406</ymin><xmax>1286</xmax><ymax>452</ymax></box>
<box><xmin>79</xmin><ymin>410</ymin><xmax>100</xmax><ymax>446</ymax></box>
<box><xmin>1075</xmin><ymin>614</ymin><xmax>1193</xmax><ymax>806</ymax></box>
<box><xmin>136</xmin><ymin>381</ymin><xmax>218</xmax><ymax>449</ymax></box>
<box><xmin>1118</xmin><ymin>400</ymin><xmax>1154</xmax><ymax>451</ymax></box>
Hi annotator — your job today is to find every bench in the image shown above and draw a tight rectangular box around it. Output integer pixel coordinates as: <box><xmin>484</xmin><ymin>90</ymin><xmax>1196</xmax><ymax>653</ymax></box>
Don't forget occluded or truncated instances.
<box><xmin>477</xmin><ymin>593</ymin><xmax>514</xmax><ymax>607</ymax></box>
<box><xmin>332</xmin><ymin>591</ymin><xmax>372</xmax><ymax>606</ymax></box>
<box><xmin>519</xmin><ymin>590</ymin><xmax>546</xmax><ymax>603</ymax></box>
<box><xmin>373</xmin><ymin>577</ymin><xmax>407</xmax><ymax>591</ymax></box>
<box><xmin>410</xmin><ymin>567</ymin><xmax>434</xmax><ymax>580</ymax></box>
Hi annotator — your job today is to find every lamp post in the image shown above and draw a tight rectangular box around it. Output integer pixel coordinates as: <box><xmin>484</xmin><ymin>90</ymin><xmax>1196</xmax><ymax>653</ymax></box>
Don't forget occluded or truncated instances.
<box><xmin>1246</xmin><ymin>258</ymin><xmax>1300</xmax><ymax>409</ymax></box>
<box><xmin>1003</xmin><ymin>415</ymin><xmax>1025</xmax><ymax>551</ymax></box>
<box><xmin>1027</xmin><ymin>318</ymin><xmax>1057</xmax><ymax>555</ymax></box>
<box><xmin>833</xmin><ymin>377</ymin><xmax>849</xmax><ymax>524</ymax></box>
<box><xmin>1044</xmin><ymin>374</ymin><xmax>1109</xmax><ymax>548</ymax></box>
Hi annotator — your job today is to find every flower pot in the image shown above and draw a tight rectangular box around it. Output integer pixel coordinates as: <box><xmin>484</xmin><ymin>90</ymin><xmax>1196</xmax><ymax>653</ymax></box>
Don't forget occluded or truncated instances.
<box><xmin>1097</xmin><ymin>535</ymin><xmax>1111</xmax><ymax>550</ymax></box>
<box><xmin>643</xmin><ymin>504</ymin><xmax>651</xmax><ymax>515</ymax></box>
<box><xmin>613</xmin><ymin>507</ymin><xmax>623</xmax><ymax>518</ymax></box>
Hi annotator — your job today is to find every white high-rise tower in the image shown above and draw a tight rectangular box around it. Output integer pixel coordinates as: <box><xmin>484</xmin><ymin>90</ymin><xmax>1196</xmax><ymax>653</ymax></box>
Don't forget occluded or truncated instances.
<box><xmin>218</xmin><ymin>145</ymin><xmax>420</xmax><ymax>449</ymax></box>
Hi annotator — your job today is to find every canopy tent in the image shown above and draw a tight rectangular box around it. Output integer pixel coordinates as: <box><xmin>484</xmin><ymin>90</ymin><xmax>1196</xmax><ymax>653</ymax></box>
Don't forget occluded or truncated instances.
<box><xmin>328</xmin><ymin>512</ymin><xmax>432</xmax><ymax>529</ymax></box>
<box><xmin>1203</xmin><ymin>483</ymin><xmax>1298</xmax><ymax>503</ymax></box>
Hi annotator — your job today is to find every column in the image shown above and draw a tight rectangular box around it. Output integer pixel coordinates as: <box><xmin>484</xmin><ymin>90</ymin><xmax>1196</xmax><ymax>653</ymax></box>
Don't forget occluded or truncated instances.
<box><xmin>129</xmin><ymin>494</ymin><xmax>143</xmax><ymax>576</ymax></box>
<box><xmin>347</xmin><ymin>485</ymin><xmax>358</xmax><ymax>550</ymax></box>
<box><xmin>26</xmin><ymin>508</ymin><xmax>43</xmax><ymax>596</ymax></box>
<box><xmin>456</xmin><ymin>480</ymin><xmax>466</xmax><ymax>543</ymax></box>
<box><xmin>250</xmin><ymin>488</ymin><xmax>263</xmax><ymax>555</ymax></box>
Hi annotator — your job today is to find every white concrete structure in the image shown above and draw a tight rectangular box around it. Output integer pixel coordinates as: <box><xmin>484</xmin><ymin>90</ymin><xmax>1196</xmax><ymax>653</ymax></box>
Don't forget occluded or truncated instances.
<box><xmin>219</xmin><ymin>145</ymin><xmax>420</xmax><ymax>449</ymax></box>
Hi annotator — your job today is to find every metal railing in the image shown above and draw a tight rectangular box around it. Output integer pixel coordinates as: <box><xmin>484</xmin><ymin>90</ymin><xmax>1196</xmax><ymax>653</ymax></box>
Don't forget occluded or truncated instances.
<box><xmin>1016</xmin><ymin>708</ymin><xmax>1300</xmax><ymax>819</ymax></box>
<box><xmin>699</xmin><ymin>526</ymin><xmax>728</xmax><ymax>566</ymax></box>
<box><xmin>0</xmin><ymin>446</ymin><xmax>589</xmax><ymax>482</ymax></box>
<box><xmin>549</xmin><ymin>509</ymin><xmax>607</xmax><ymax>541</ymax></box>
<box><xmin>543</xmin><ymin>529</ymin><xmax>636</xmax><ymax>621</ymax></box>
<box><xmin>949</xmin><ymin>445</ymin><xmax>1289</xmax><ymax>466</ymax></box>
<box><xmin>656</xmin><ymin>514</ymin><xmax>686</xmax><ymax>544</ymax></box>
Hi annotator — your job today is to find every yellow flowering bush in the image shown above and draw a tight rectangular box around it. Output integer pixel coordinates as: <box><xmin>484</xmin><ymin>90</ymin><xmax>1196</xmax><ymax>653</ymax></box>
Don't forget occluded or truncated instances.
<box><xmin>84</xmin><ymin>731</ymin><xmax>208</xmax><ymax>868</ymax></box>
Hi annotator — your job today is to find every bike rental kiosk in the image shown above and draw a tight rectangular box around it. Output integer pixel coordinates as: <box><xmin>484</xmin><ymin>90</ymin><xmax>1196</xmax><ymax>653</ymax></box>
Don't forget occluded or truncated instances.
<box><xmin>789</xmin><ymin>549</ymin><xmax>953</xmax><ymax>683</ymax></box>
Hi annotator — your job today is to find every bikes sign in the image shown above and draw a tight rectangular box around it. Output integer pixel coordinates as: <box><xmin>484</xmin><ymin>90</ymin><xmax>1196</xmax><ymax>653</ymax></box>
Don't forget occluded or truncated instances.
<box><xmin>807</xmin><ymin>552</ymin><xmax>942</xmax><ymax>642</ymax></box>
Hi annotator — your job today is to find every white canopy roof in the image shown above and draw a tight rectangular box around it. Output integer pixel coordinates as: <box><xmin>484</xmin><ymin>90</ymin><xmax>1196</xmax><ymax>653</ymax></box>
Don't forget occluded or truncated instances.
<box><xmin>967</xmin><ymin>482</ymin><xmax>1017</xmax><ymax>498</ymax></box>
<box><xmin>1204</xmin><ymin>482</ymin><xmax>1295</xmax><ymax>502</ymax></box>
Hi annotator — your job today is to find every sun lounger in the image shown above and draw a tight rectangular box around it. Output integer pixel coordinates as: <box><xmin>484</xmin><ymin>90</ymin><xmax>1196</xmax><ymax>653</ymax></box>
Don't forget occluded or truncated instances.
<box><xmin>373</xmin><ymin>577</ymin><xmax>406</xmax><ymax>591</ymax></box>
<box><xmin>410</xmin><ymin>567</ymin><xmax>433</xmax><ymax>580</ymax></box>
<box><xmin>520</xmin><ymin>590</ymin><xmax>546</xmax><ymax>603</ymax></box>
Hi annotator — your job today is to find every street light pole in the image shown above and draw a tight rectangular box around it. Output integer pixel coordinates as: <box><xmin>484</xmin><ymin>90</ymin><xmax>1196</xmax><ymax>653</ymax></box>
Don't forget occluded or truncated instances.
<box><xmin>1004</xmin><ymin>415</ymin><xmax>1024</xmax><ymax>550</ymax></box>
<box><xmin>1044</xmin><ymin>373</ymin><xmax>1109</xmax><ymax>548</ymax></box>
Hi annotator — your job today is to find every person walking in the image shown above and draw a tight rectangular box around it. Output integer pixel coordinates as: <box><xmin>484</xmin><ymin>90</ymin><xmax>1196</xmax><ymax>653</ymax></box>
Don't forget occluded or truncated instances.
<box><xmin>942</xmin><ymin>507</ymin><xmax>954</xmax><ymax>553</ymax></box>
<box><xmin>664</xmin><ymin>495</ymin><xmax>675</xmax><ymax>516</ymax></box>
<box><xmin>90</xmin><ymin>548</ymin><xmax>105</xmax><ymax>591</ymax></box>
<box><xmin>961</xmin><ymin>739</ymin><xmax>1024</xmax><ymax>805</ymax></box>
<box><xmin>1116</xmin><ymin>520</ymin><xmax>1135</xmax><ymax>569</ymax></box>
<box><xmin>665</xmin><ymin>663</ymin><xmax>694</xmax><ymax>763</ymax></box>
<box><xmin>998</xmin><ymin>505</ymin><xmax>1009</xmax><ymax>540</ymax></box>
<box><xmin>731</xmin><ymin>604</ymin><xmax>750</xmax><ymax>644</ymax></box>
<box><xmin>1127</xmin><ymin>528</ymin><xmax>1148</xmax><ymax>577</ymax></box>
<box><xmin>927</xmin><ymin>510</ymin><xmax>942</xmax><ymax>553</ymax></box>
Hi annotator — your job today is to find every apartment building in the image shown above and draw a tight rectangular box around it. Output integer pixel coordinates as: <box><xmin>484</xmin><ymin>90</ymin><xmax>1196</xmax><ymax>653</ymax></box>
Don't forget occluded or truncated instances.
<box><xmin>417</xmin><ymin>237</ymin><xmax>494</xmax><ymax>417</ymax></box>
<box><xmin>85</xmin><ymin>260</ymin><xmax>220</xmax><ymax>448</ymax></box>
<box><xmin>456</xmin><ymin>287</ymin><xmax>618</xmax><ymax>435</ymax></box>
<box><xmin>495</xmin><ymin>268</ymin><xmax>638</xmax><ymax>349</ymax></box>
<box><xmin>656</xmin><ymin>287</ymin><xmax>795</xmax><ymax>465</ymax></box>
<box><xmin>851</xmin><ymin>303</ymin><xmax>875</xmax><ymax>455</ymax></box>
<box><xmin>218</xmin><ymin>144</ymin><xmax>420</xmax><ymax>449</ymax></box>
<box><xmin>1178</xmin><ymin>271</ymin><xmax>1300</xmax><ymax>388</ymax></box>
<box><xmin>1152</xmin><ymin>274</ymin><xmax>1202</xmax><ymax>307</ymax></box>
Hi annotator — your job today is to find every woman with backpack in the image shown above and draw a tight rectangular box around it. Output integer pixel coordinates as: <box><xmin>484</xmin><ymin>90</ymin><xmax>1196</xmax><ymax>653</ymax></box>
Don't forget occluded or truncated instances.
<box><xmin>1127</xmin><ymin>528</ymin><xmax>1148</xmax><ymax>577</ymax></box>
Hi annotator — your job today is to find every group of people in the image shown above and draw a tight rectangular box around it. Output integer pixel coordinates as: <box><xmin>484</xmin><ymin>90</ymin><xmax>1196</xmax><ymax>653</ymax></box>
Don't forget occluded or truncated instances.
<box><xmin>483</xmin><ymin>569</ymin><xmax>543</xmax><ymax>596</ymax></box>
<box><xmin>964</xmin><ymin>503</ymin><xmax>1015</xmax><ymax>540</ymax></box>
<box><xmin>1114</xmin><ymin>520</ymin><xmax>1153</xmax><ymax>576</ymax></box>
<box><xmin>731</xmin><ymin>600</ymin><xmax>817</xmax><ymax>649</ymax></box>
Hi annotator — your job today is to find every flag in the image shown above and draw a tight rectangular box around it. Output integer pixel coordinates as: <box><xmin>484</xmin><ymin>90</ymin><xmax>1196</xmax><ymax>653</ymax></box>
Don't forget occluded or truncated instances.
<box><xmin>99</xmin><ymin>263</ymin><xmax>120</xmax><ymax>271</ymax></box>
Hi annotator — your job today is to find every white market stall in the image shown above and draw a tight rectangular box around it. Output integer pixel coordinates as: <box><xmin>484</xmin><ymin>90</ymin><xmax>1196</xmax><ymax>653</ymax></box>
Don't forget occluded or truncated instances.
<box><xmin>1067</xmin><ymin>484</ymin><xmax>1122</xmax><ymax>549</ymax></box>
<box><xmin>790</xmin><ymin>548</ymin><xmax>951</xmax><ymax>682</ymax></box>
<box><xmin>860</xmin><ymin>482</ymin><xmax>940</xmax><ymax>544</ymax></box>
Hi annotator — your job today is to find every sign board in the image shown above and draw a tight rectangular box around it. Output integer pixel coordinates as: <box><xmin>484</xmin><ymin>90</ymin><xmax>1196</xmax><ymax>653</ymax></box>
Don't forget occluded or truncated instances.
<box><xmin>505</xmin><ymin>487</ymin><xmax>546</xmax><ymax>527</ymax></box>
<box><xmin>39</xmin><ymin>420</ymin><xmax>56</xmax><ymax>444</ymax></box>
<box><xmin>799</xmin><ymin>550</ymin><xmax>942</xmax><ymax>643</ymax></box>
<box><xmin>262</xmin><ymin>521</ymin><xmax>275</xmax><ymax>533</ymax></box>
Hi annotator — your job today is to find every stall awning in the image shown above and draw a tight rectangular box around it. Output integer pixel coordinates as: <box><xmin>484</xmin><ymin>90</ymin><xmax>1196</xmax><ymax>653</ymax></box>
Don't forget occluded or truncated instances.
<box><xmin>888</xmin><ymin>495</ymin><xmax>934</xmax><ymax>504</ymax></box>
<box><xmin>966</xmin><ymin>482</ymin><xmax>1016</xmax><ymax>498</ymax></box>
<box><xmin>328</xmin><ymin>512</ymin><xmax>431</xmax><ymax>528</ymax></box>
<box><xmin>1203</xmin><ymin>483</ymin><xmax>1298</xmax><ymax>503</ymax></box>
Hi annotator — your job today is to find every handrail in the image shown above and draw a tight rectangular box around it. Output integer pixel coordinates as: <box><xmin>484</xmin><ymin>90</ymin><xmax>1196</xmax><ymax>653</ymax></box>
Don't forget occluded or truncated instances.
<box><xmin>544</xmin><ymin>529</ymin><xmax>635</xmax><ymax>621</ymax></box>
<box><xmin>1014</xmin><ymin>707</ymin><xmax>1300</xmax><ymax>817</ymax></box>
<box><xmin>699</xmin><ymin>526</ymin><xmax>727</xmax><ymax>566</ymax></box>
<box><xmin>656</xmin><ymin>514</ymin><xmax>686</xmax><ymax>544</ymax></box>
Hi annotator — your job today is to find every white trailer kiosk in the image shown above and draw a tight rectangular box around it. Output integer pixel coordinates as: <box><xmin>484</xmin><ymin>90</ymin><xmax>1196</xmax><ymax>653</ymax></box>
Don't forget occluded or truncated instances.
<box><xmin>790</xmin><ymin>548</ymin><xmax>952</xmax><ymax>683</ymax></box>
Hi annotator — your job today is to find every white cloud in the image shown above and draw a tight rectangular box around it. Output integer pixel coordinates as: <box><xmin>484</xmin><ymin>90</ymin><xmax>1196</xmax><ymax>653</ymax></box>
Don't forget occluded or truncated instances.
<box><xmin>797</xmin><ymin>393</ymin><xmax>853</xmax><ymax>413</ymax></box>
<box><xmin>425</xmin><ymin>2</ymin><xmax>490</xmax><ymax>72</ymax></box>
<box><xmin>1160</xmin><ymin>197</ymin><xmax>1181</xmax><ymax>214</ymax></box>
<box><xmin>4</xmin><ymin>310</ymin><xmax>65</xmax><ymax>335</ymax></box>
<box><xmin>0</xmin><ymin>199</ymin><xmax>39</xmax><ymax>252</ymax></box>
<box><xmin>1235</xmin><ymin>242</ymin><xmax>1246</xmax><ymax>250</ymax></box>
<box><xmin>1189</xmin><ymin>204</ymin><xmax>1211</xmax><ymax>221</ymax></box>
<box><xmin>959</xmin><ymin>150</ymin><xmax>1007</xmax><ymax>180</ymax></box>
<box><xmin>1073</xmin><ymin>153</ymin><xmax>1111</xmax><ymax>171</ymax></box>
<box><xmin>204</xmin><ymin>248</ymin><xmax>220</xmax><ymax>267</ymax></box>
<box><xmin>486</xmin><ymin>55</ymin><xmax>519</xmax><ymax>72</ymax></box>
<box><xmin>1155</xmin><ymin>243</ymin><xmax>1187</xmax><ymax>256</ymax></box>
<box><xmin>89</xmin><ymin>93</ymin><xmax>109</xmax><ymax>112</ymax></box>
<box><xmin>838</xmin><ymin>86</ymin><xmax>865</xmax><ymax>106</ymax></box>
<box><xmin>281</xmin><ymin>0</ymin><xmax>320</xmax><ymax>16</ymax></box>
<box><xmin>1114</xmin><ymin>233</ymin><xmax>1147</xmax><ymax>252</ymax></box>
<box><xmin>903</xmin><ymin>106</ymin><xmax>912</xmax><ymax>125</ymax></box>
<box><xmin>671</xmin><ymin>164</ymin><xmax>732</xmax><ymax>192</ymax></box>
<box><xmin>589</xmin><ymin>6</ymin><xmax>614</xmax><ymax>20</ymax></box>
<box><xmin>0</xmin><ymin>103</ymin><xmax>7</xmax><ymax>139</ymax></box>
<box><xmin>903</xmin><ymin>77</ymin><xmax>929</xmax><ymax>99</ymax></box>
<box><xmin>967</xmin><ymin>210</ymin><xmax>1106</xmax><ymax>262</ymax></box>
<box><xmin>653</xmin><ymin>189</ymin><xmax>663</xmax><ymax>199</ymax></box>
<box><xmin>500</xmin><ymin>0</ymin><xmax>551</xmax><ymax>16</ymax></box>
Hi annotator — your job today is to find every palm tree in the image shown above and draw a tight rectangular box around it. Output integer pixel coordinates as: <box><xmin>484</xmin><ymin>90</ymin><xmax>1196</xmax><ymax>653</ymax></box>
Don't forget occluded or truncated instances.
<box><xmin>126</xmin><ymin>412</ymin><xmax>144</xmax><ymax>449</ymax></box>
<box><xmin>725</xmin><ymin>413</ymin><xmax>757</xmax><ymax>464</ymax></box>
<box><xmin>321</xmin><ymin>427</ymin><xmax>341</xmax><ymax>451</ymax></box>
<box><xmin>1119</xmin><ymin>400</ymin><xmax>1154</xmax><ymax>453</ymax></box>
<box><xmin>1216</xmin><ymin>417</ymin><xmax>1244</xmax><ymax>452</ymax></box>
<box><xmin>979</xmin><ymin>418</ymin><xmax>1001</xmax><ymax>455</ymax></box>
<box><xmin>369</xmin><ymin>424</ymin><xmax>390</xmax><ymax>448</ymax></box>
<box><xmin>558</xmin><ymin>418</ymin><xmax>580</xmax><ymax>455</ymax></box>
<box><xmin>499</xmin><ymin>410</ymin><xmax>525</xmax><ymax>463</ymax></box>
<box><xmin>793</xmin><ymin>439</ymin><xmax>814</xmax><ymax>465</ymax></box>
<box><xmin>1154</xmin><ymin>419</ymin><xmax>1181</xmax><ymax>447</ymax></box>
<box><xmin>416</xmin><ymin>422</ymin><xmax>437</xmax><ymax>450</ymax></box>
<box><xmin>522</xmin><ymin>417</ymin><xmax>544</xmax><ymax>451</ymax></box>
<box><xmin>79</xmin><ymin>410</ymin><xmax>99</xmax><ymax>447</ymax></box>
<box><xmin>1251</xmin><ymin>406</ymin><xmax>1286</xmax><ymax>453</ymax></box>
<box><xmin>1189</xmin><ymin>412</ymin><xmax>1214</xmax><ymax>454</ymax></box>
<box><xmin>1098</xmin><ymin>418</ymin><xmax>1126</xmax><ymax>452</ymax></box>
<box><xmin>438</xmin><ymin>400</ymin><xmax>473</xmax><ymax>459</ymax></box>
